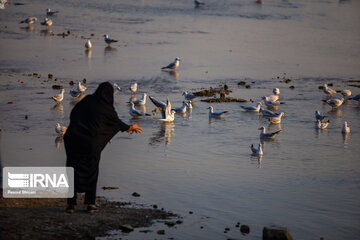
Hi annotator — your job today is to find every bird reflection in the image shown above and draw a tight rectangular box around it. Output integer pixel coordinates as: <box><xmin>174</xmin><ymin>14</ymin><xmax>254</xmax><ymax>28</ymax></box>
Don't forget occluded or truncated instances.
<box><xmin>55</xmin><ymin>136</ymin><xmax>64</xmax><ymax>149</ymax></box>
<box><xmin>85</xmin><ymin>49</ymin><xmax>92</xmax><ymax>59</ymax></box>
<box><xmin>104</xmin><ymin>46</ymin><xmax>117</xmax><ymax>56</ymax></box>
<box><xmin>149</xmin><ymin>122</ymin><xmax>175</xmax><ymax>148</ymax></box>
<box><xmin>51</xmin><ymin>103</ymin><xmax>64</xmax><ymax>118</ymax></box>
<box><xmin>167</xmin><ymin>70</ymin><xmax>179</xmax><ymax>80</ymax></box>
<box><xmin>342</xmin><ymin>132</ymin><xmax>350</xmax><ymax>145</ymax></box>
<box><xmin>70</xmin><ymin>93</ymin><xmax>85</xmax><ymax>105</ymax></box>
<box><xmin>40</xmin><ymin>29</ymin><xmax>53</xmax><ymax>36</ymax></box>
<box><xmin>327</xmin><ymin>108</ymin><xmax>342</xmax><ymax>116</ymax></box>
<box><xmin>250</xmin><ymin>155</ymin><xmax>262</xmax><ymax>168</ymax></box>
<box><xmin>21</xmin><ymin>26</ymin><xmax>34</xmax><ymax>32</ymax></box>
<box><xmin>129</xmin><ymin>96</ymin><xmax>137</xmax><ymax>102</ymax></box>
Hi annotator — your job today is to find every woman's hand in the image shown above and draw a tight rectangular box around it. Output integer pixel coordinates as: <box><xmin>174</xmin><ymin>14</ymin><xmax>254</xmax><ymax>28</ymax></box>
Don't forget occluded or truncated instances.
<box><xmin>127</xmin><ymin>123</ymin><xmax>142</xmax><ymax>134</ymax></box>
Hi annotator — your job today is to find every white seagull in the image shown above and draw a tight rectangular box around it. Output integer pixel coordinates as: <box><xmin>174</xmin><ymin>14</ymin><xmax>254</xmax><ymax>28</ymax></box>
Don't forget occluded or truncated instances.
<box><xmin>40</xmin><ymin>18</ymin><xmax>52</xmax><ymax>27</ymax></box>
<box><xmin>113</xmin><ymin>83</ymin><xmax>121</xmax><ymax>94</ymax></box>
<box><xmin>131</xmin><ymin>93</ymin><xmax>147</xmax><ymax>106</ymax></box>
<box><xmin>268</xmin><ymin>112</ymin><xmax>284</xmax><ymax>124</ymax></box>
<box><xmin>85</xmin><ymin>40</ymin><xmax>92</xmax><ymax>49</ymax></box>
<box><xmin>208</xmin><ymin>106</ymin><xmax>227</xmax><ymax>118</ymax></box>
<box><xmin>52</xmin><ymin>89</ymin><xmax>65</xmax><ymax>103</ymax></box>
<box><xmin>262</xmin><ymin>96</ymin><xmax>280</xmax><ymax>107</ymax></box>
<box><xmin>241</xmin><ymin>102</ymin><xmax>262</xmax><ymax>112</ymax></box>
<box><xmin>341</xmin><ymin>89</ymin><xmax>351</xmax><ymax>98</ymax></box>
<box><xmin>326</xmin><ymin>97</ymin><xmax>344</xmax><ymax>108</ymax></box>
<box><xmin>183</xmin><ymin>91</ymin><xmax>197</xmax><ymax>101</ymax></box>
<box><xmin>316</xmin><ymin>119</ymin><xmax>329</xmax><ymax>129</ymax></box>
<box><xmin>130</xmin><ymin>82</ymin><xmax>138</xmax><ymax>95</ymax></box>
<box><xmin>77</xmin><ymin>81</ymin><xmax>87</xmax><ymax>93</ymax></box>
<box><xmin>172</xmin><ymin>101</ymin><xmax>187</xmax><ymax>114</ymax></box>
<box><xmin>69</xmin><ymin>89</ymin><xmax>82</xmax><ymax>98</ymax></box>
<box><xmin>315</xmin><ymin>110</ymin><xmax>327</xmax><ymax>122</ymax></box>
<box><xmin>46</xmin><ymin>8</ymin><xmax>59</xmax><ymax>16</ymax></box>
<box><xmin>260</xmin><ymin>108</ymin><xmax>280</xmax><ymax>117</ymax></box>
<box><xmin>250</xmin><ymin>144</ymin><xmax>263</xmax><ymax>156</ymax></box>
<box><xmin>129</xmin><ymin>102</ymin><xmax>150</xmax><ymax>117</ymax></box>
<box><xmin>104</xmin><ymin>34</ymin><xmax>118</xmax><ymax>46</ymax></box>
<box><xmin>266</xmin><ymin>94</ymin><xmax>280</xmax><ymax>102</ymax></box>
<box><xmin>323</xmin><ymin>84</ymin><xmax>336</xmax><ymax>95</ymax></box>
<box><xmin>55</xmin><ymin>123</ymin><xmax>67</xmax><ymax>136</ymax></box>
<box><xmin>258</xmin><ymin>126</ymin><xmax>281</xmax><ymax>139</ymax></box>
<box><xmin>161</xmin><ymin>57</ymin><xmax>180</xmax><ymax>70</ymax></box>
<box><xmin>149</xmin><ymin>96</ymin><xmax>175</xmax><ymax>122</ymax></box>
<box><xmin>273</xmin><ymin>88</ymin><xmax>280</xmax><ymax>95</ymax></box>
<box><xmin>20</xmin><ymin>17</ymin><xmax>37</xmax><ymax>25</ymax></box>
<box><xmin>342</xmin><ymin>121</ymin><xmax>350</xmax><ymax>134</ymax></box>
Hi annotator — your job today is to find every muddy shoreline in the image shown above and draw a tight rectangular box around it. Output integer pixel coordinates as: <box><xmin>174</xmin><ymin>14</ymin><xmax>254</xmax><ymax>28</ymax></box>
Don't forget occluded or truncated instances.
<box><xmin>0</xmin><ymin>194</ymin><xmax>179</xmax><ymax>240</ymax></box>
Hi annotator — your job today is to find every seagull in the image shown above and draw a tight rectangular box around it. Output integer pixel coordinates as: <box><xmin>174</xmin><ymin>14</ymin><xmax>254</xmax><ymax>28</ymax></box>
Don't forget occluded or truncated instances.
<box><xmin>323</xmin><ymin>84</ymin><xmax>336</xmax><ymax>95</ymax></box>
<box><xmin>273</xmin><ymin>88</ymin><xmax>280</xmax><ymax>95</ymax></box>
<box><xmin>52</xmin><ymin>89</ymin><xmax>65</xmax><ymax>103</ymax></box>
<box><xmin>161</xmin><ymin>57</ymin><xmax>180</xmax><ymax>70</ymax></box>
<box><xmin>113</xmin><ymin>83</ymin><xmax>121</xmax><ymax>94</ymax></box>
<box><xmin>46</xmin><ymin>8</ymin><xmax>59</xmax><ymax>16</ymax></box>
<box><xmin>130</xmin><ymin>82</ymin><xmax>138</xmax><ymax>95</ymax></box>
<box><xmin>341</xmin><ymin>89</ymin><xmax>351</xmax><ymax>97</ymax></box>
<box><xmin>186</xmin><ymin>100</ymin><xmax>193</xmax><ymax>109</ymax></box>
<box><xmin>77</xmin><ymin>81</ymin><xmax>87</xmax><ymax>93</ymax></box>
<box><xmin>160</xmin><ymin>99</ymin><xmax>176</xmax><ymax>122</ymax></box>
<box><xmin>208</xmin><ymin>106</ymin><xmax>227</xmax><ymax>118</ymax></box>
<box><xmin>262</xmin><ymin>96</ymin><xmax>280</xmax><ymax>107</ymax></box>
<box><xmin>326</xmin><ymin>97</ymin><xmax>344</xmax><ymax>108</ymax></box>
<box><xmin>250</xmin><ymin>143</ymin><xmax>263</xmax><ymax>156</ymax></box>
<box><xmin>20</xmin><ymin>17</ymin><xmax>37</xmax><ymax>25</ymax></box>
<box><xmin>266</xmin><ymin>94</ymin><xmax>280</xmax><ymax>102</ymax></box>
<box><xmin>69</xmin><ymin>89</ymin><xmax>82</xmax><ymax>98</ymax></box>
<box><xmin>172</xmin><ymin>101</ymin><xmax>187</xmax><ymax>114</ymax></box>
<box><xmin>129</xmin><ymin>102</ymin><xmax>150</xmax><ymax>117</ymax></box>
<box><xmin>104</xmin><ymin>34</ymin><xmax>118</xmax><ymax>46</ymax></box>
<box><xmin>241</xmin><ymin>102</ymin><xmax>262</xmax><ymax>112</ymax></box>
<box><xmin>85</xmin><ymin>40</ymin><xmax>92</xmax><ymax>49</ymax></box>
<box><xmin>194</xmin><ymin>0</ymin><xmax>205</xmax><ymax>7</ymax></box>
<box><xmin>55</xmin><ymin>123</ymin><xmax>67</xmax><ymax>136</ymax></box>
<box><xmin>183</xmin><ymin>91</ymin><xmax>197</xmax><ymax>101</ymax></box>
<box><xmin>40</xmin><ymin>18</ymin><xmax>52</xmax><ymax>27</ymax></box>
<box><xmin>316</xmin><ymin>119</ymin><xmax>329</xmax><ymax>129</ymax></box>
<box><xmin>260</xmin><ymin>108</ymin><xmax>280</xmax><ymax>117</ymax></box>
<box><xmin>315</xmin><ymin>110</ymin><xmax>327</xmax><ymax>122</ymax></box>
<box><xmin>131</xmin><ymin>93</ymin><xmax>147</xmax><ymax>106</ymax></box>
<box><xmin>258</xmin><ymin>126</ymin><xmax>281</xmax><ymax>139</ymax></box>
<box><xmin>342</xmin><ymin>121</ymin><xmax>350</xmax><ymax>134</ymax></box>
<box><xmin>349</xmin><ymin>94</ymin><xmax>360</xmax><ymax>103</ymax></box>
<box><xmin>268</xmin><ymin>112</ymin><xmax>284</xmax><ymax>124</ymax></box>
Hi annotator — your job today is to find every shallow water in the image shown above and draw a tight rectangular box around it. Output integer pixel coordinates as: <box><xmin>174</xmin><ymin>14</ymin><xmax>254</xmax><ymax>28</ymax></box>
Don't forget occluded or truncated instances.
<box><xmin>1</xmin><ymin>0</ymin><xmax>360</xmax><ymax>239</ymax></box>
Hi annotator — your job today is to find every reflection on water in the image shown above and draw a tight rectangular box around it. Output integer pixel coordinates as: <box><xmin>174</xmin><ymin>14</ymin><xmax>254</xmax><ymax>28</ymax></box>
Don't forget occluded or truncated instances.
<box><xmin>149</xmin><ymin>122</ymin><xmax>175</xmax><ymax>149</ymax></box>
<box><xmin>69</xmin><ymin>93</ymin><xmax>85</xmax><ymax>105</ymax></box>
<box><xmin>250</xmin><ymin>155</ymin><xmax>262</xmax><ymax>168</ymax></box>
<box><xmin>164</xmin><ymin>70</ymin><xmax>179</xmax><ymax>80</ymax></box>
<box><xmin>342</xmin><ymin>132</ymin><xmax>350</xmax><ymax>145</ymax></box>
<box><xmin>51</xmin><ymin>103</ymin><xmax>64</xmax><ymax>118</ymax></box>
<box><xmin>40</xmin><ymin>29</ymin><xmax>53</xmax><ymax>36</ymax></box>
<box><xmin>20</xmin><ymin>26</ymin><xmax>34</xmax><ymax>32</ymax></box>
<box><xmin>55</xmin><ymin>136</ymin><xmax>64</xmax><ymax>149</ymax></box>
<box><xmin>104</xmin><ymin>46</ymin><xmax>117</xmax><ymax>56</ymax></box>
<box><xmin>327</xmin><ymin>108</ymin><xmax>343</xmax><ymax>116</ymax></box>
<box><xmin>85</xmin><ymin>49</ymin><xmax>92</xmax><ymax>59</ymax></box>
<box><xmin>129</xmin><ymin>96</ymin><xmax>136</xmax><ymax>102</ymax></box>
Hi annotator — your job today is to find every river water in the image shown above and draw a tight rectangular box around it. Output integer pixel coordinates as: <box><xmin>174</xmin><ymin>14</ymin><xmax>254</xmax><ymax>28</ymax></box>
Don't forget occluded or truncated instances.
<box><xmin>0</xmin><ymin>0</ymin><xmax>360</xmax><ymax>239</ymax></box>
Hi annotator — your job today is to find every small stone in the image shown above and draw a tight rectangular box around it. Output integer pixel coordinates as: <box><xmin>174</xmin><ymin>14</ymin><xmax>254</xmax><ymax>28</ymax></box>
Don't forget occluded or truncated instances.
<box><xmin>328</xmin><ymin>83</ymin><xmax>333</xmax><ymax>86</ymax></box>
<box><xmin>67</xmin><ymin>30</ymin><xmax>71</xmax><ymax>34</ymax></box>
<box><xmin>69</xmin><ymin>81</ymin><xmax>75</xmax><ymax>85</ymax></box>
<box><xmin>176</xmin><ymin>220</ymin><xmax>183</xmax><ymax>224</ymax></box>
<box><xmin>52</xmin><ymin>85</ymin><xmax>63</xmax><ymax>89</ymax></box>
<box><xmin>284</xmin><ymin>79</ymin><xmax>291</xmax><ymax>84</ymax></box>
<box><xmin>132</xmin><ymin>192</ymin><xmax>140</xmax><ymax>197</ymax></box>
<box><xmin>91</xmin><ymin>33</ymin><xmax>95</xmax><ymax>36</ymax></box>
<box><xmin>33</xmin><ymin>73</ymin><xmax>38</xmax><ymax>76</ymax></box>
<box><xmin>200</xmin><ymin>226</ymin><xmax>204</xmax><ymax>229</ymax></box>
<box><xmin>165</xmin><ymin>221</ymin><xmax>176</xmax><ymax>227</ymax></box>
<box><xmin>139</xmin><ymin>230</ymin><xmax>152</xmax><ymax>233</ymax></box>
<box><xmin>25</xmin><ymin>115</ymin><xmax>28</xmax><ymax>120</ymax></box>
<box><xmin>83</xmin><ymin>78</ymin><xmax>87</xmax><ymax>83</ymax></box>
<box><xmin>157</xmin><ymin>230</ymin><xmax>165</xmax><ymax>235</ymax></box>
<box><xmin>238</xmin><ymin>81</ymin><xmax>246</xmax><ymax>85</ymax></box>
<box><xmin>189</xmin><ymin>211</ymin><xmax>193</xmax><ymax>214</ymax></box>
<box><xmin>240</xmin><ymin>225</ymin><xmax>250</xmax><ymax>234</ymax></box>
<box><xmin>225</xmin><ymin>227</ymin><xmax>230</xmax><ymax>231</ymax></box>
<box><xmin>262</xmin><ymin>226</ymin><xmax>293</xmax><ymax>240</ymax></box>
<box><xmin>245</xmin><ymin>85</ymin><xmax>251</xmax><ymax>89</ymax></box>
<box><xmin>153</xmin><ymin>204</ymin><xmax>158</xmax><ymax>209</ymax></box>
<box><xmin>289</xmin><ymin>86</ymin><xmax>295</xmax><ymax>89</ymax></box>
<box><xmin>48</xmin><ymin>74</ymin><xmax>53</xmax><ymax>79</ymax></box>
<box><xmin>224</xmin><ymin>84</ymin><xmax>229</xmax><ymax>90</ymax></box>
<box><xmin>119</xmin><ymin>224</ymin><xmax>133</xmax><ymax>232</ymax></box>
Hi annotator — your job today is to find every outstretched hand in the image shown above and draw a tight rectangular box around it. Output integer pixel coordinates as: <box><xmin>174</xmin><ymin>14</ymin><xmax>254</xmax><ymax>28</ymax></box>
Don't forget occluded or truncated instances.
<box><xmin>127</xmin><ymin>123</ymin><xmax>142</xmax><ymax>134</ymax></box>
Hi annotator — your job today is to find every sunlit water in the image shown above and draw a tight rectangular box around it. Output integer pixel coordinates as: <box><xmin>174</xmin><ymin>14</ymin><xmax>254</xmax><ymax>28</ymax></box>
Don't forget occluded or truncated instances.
<box><xmin>1</xmin><ymin>0</ymin><xmax>360</xmax><ymax>239</ymax></box>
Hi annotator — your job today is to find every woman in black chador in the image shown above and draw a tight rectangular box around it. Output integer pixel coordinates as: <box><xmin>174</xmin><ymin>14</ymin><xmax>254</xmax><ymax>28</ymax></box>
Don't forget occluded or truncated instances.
<box><xmin>64</xmin><ymin>82</ymin><xmax>142</xmax><ymax>213</ymax></box>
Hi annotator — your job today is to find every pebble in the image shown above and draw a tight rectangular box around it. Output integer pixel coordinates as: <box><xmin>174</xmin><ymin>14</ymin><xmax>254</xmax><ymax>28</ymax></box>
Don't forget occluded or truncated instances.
<box><xmin>165</xmin><ymin>221</ymin><xmax>176</xmax><ymax>227</ymax></box>
<box><xmin>52</xmin><ymin>85</ymin><xmax>63</xmax><ymax>89</ymax></box>
<box><xmin>238</xmin><ymin>81</ymin><xmax>246</xmax><ymax>85</ymax></box>
<box><xmin>48</xmin><ymin>74</ymin><xmax>53</xmax><ymax>79</ymax></box>
<box><xmin>131</xmin><ymin>192</ymin><xmax>140</xmax><ymax>197</ymax></box>
<box><xmin>25</xmin><ymin>115</ymin><xmax>28</xmax><ymax>120</ymax></box>
<box><xmin>289</xmin><ymin>86</ymin><xmax>295</xmax><ymax>89</ymax></box>
<box><xmin>119</xmin><ymin>224</ymin><xmax>133</xmax><ymax>232</ymax></box>
<box><xmin>157</xmin><ymin>229</ymin><xmax>165</xmax><ymax>235</ymax></box>
<box><xmin>69</xmin><ymin>81</ymin><xmax>75</xmax><ymax>85</ymax></box>
<box><xmin>153</xmin><ymin>204</ymin><xmax>158</xmax><ymax>209</ymax></box>
<box><xmin>7</xmin><ymin>101</ymin><xmax>14</xmax><ymax>104</ymax></box>
<box><xmin>284</xmin><ymin>79</ymin><xmax>291</xmax><ymax>84</ymax></box>
<box><xmin>189</xmin><ymin>211</ymin><xmax>193</xmax><ymax>214</ymax></box>
<box><xmin>245</xmin><ymin>85</ymin><xmax>251</xmax><ymax>89</ymax></box>
<box><xmin>176</xmin><ymin>220</ymin><xmax>183</xmax><ymax>224</ymax></box>
<box><xmin>240</xmin><ymin>225</ymin><xmax>250</xmax><ymax>234</ymax></box>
